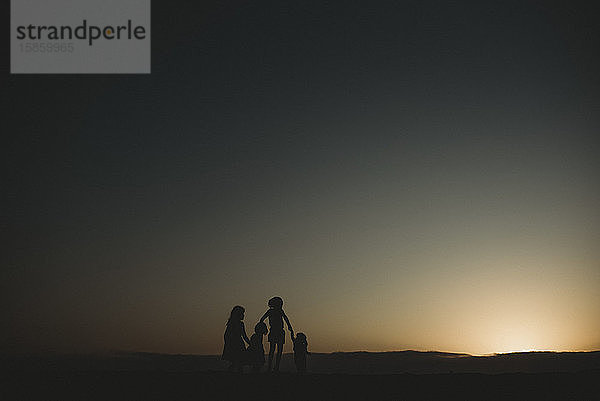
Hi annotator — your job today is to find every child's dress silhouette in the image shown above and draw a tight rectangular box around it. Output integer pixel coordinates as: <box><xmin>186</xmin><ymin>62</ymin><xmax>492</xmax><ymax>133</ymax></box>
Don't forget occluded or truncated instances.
<box><xmin>222</xmin><ymin>319</ymin><xmax>247</xmax><ymax>362</ymax></box>
<box><xmin>266</xmin><ymin>308</ymin><xmax>286</xmax><ymax>344</ymax></box>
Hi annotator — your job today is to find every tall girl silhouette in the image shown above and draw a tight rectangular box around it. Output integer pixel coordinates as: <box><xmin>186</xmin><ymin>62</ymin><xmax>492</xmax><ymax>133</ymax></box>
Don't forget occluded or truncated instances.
<box><xmin>260</xmin><ymin>296</ymin><xmax>293</xmax><ymax>372</ymax></box>
<box><xmin>222</xmin><ymin>305</ymin><xmax>250</xmax><ymax>372</ymax></box>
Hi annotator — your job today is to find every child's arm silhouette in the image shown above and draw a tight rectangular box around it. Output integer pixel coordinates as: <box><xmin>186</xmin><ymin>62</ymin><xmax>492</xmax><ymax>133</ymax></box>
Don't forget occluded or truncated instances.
<box><xmin>241</xmin><ymin>322</ymin><xmax>250</xmax><ymax>345</ymax></box>
<box><xmin>282</xmin><ymin>310</ymin><xmax>293</xmax><ymax>333</ymax></box>
<box><xmin>259</xmin><ymin>310</ymin><xmax>269</xmax><ymax>323</ymax></box>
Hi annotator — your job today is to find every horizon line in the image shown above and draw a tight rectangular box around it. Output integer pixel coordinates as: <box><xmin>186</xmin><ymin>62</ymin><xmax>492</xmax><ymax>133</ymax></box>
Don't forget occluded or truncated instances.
<box><xmin>4</xmin><ymin>348</ymin><xmax>599</xmax><ymax>358</ymax></box>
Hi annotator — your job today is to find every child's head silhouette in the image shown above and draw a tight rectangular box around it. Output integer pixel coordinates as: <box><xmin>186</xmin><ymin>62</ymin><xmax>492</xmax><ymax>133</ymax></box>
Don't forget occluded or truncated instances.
<box><xmin>254</xmin><ymin>322</ymin><xmax>267</xmax><ymax>335</ymax></box>
<box><xmin>295</xmin><ymin>332</ymin><xmax>307</xmax><ymax>342</ymax></box>
<box><xmin>228</xmin><ymin>305</ymin><xmax>245</xmax><ymax>323</ymax></box>
<box><xmin>268</xmin><ymin>296</ymin><xmax>283</xmax><ymax>309</ymax></box>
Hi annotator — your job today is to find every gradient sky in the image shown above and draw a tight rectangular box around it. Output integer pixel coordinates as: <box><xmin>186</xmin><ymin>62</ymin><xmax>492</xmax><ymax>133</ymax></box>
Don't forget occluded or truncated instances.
<box><xmin>3</xmin><ymin>1</ymin><xmax>599</xmax><ymax>355</ymax></box>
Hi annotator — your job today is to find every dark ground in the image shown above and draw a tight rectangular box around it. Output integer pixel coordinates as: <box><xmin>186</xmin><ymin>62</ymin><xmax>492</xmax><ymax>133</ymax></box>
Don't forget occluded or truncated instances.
<box><xmin>3</xmin><ymin>370</ymin><xmax>598</xmax><ymax>400</ymax></box>
<box><xmin>2</xmin><ymin>351</ymin><xmax>599</xmax><ymax>400</ymax></box>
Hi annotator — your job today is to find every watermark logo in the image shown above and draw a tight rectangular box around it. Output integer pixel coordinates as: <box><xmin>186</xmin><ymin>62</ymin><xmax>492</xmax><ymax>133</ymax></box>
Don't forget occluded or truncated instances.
<box><xmin>11</xmin><ymin>0</ymin><xmax>151</xmax><ymax>74</ymax></box>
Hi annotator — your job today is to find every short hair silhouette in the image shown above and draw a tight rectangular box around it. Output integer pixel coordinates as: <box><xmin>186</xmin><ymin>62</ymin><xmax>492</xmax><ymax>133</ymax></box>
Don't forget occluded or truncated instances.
<box><xmin>268</xmin><ymin>296</ymin><xmax>283</xmax><ymax>308</ymax></box>
<box><xmin>254</xmin><ymin>322</ymin><xmax>267</xmax><ymax>335</ymax></box>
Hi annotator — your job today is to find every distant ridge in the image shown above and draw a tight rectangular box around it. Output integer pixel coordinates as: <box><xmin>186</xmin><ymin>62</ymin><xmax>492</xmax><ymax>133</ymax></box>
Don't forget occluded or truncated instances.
<box><xmin>3</xmin><ymin>350</ymin><xmax>599</xmax><ymax>374</ymax></box>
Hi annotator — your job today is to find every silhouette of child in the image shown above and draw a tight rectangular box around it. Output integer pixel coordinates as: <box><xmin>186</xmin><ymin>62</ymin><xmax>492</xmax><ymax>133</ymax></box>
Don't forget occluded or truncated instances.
<box><xmin>246</xmin><ymin>322</ymin><xmax>267</xmax><ymax>372</ymax></box>
<box><xmin>291</xmin><ymin>332</ymin><xmax>311</xmax><ymax>374</ymax></box>
<box><xmin>260</xmin><ymin>296</ymin><xmax>293</xmax><ymax>372</ymax></box>
<box><xmin>222</xmin><ymin>305</ymin><xmax>250</xmax><ymax>373</ymax></box>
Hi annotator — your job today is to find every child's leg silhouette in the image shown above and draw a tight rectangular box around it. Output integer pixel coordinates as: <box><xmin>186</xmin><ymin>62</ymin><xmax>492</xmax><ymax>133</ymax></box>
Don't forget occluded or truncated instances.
<box><xmin>267</xmin><ymin>342</ymin><xmax>275</xmax><ymax>372</ymax></box>
<box><xmin>274</xmin><ymin>343</ymin><xmax>283</xmax><ymax>372</ymax></box>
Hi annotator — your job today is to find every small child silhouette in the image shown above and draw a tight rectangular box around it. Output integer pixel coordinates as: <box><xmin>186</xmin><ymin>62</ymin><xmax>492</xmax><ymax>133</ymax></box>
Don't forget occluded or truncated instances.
<box><xmin>246</xmin><ymin>322</ymin><xmax>267</xmax><ymax>372</ymax></box>
<box><xmin>291</xmin><ymin>332</ymin><xmax>311</xmax><ymax>374</ymax></box>
<box><xmin>260</xmin><ymin>296</ymin><xmax>293</xmax><ymax>372</ymax></box>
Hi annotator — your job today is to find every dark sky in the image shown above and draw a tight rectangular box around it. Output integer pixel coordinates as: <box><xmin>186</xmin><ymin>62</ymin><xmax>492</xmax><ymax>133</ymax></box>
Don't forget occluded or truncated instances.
<box><xmin>3</xmin><ymin>1</ymin><xmax>599</xmax><ymax>355</ymax></box>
